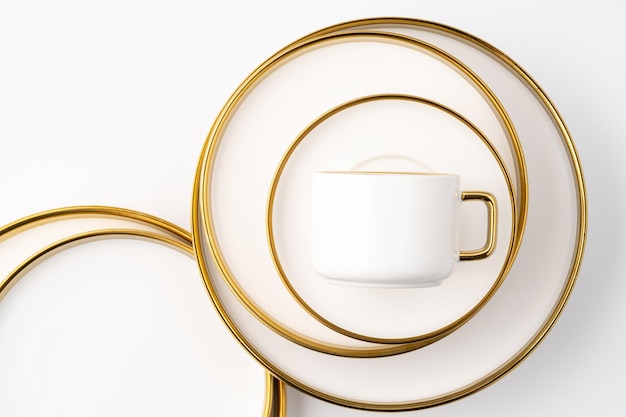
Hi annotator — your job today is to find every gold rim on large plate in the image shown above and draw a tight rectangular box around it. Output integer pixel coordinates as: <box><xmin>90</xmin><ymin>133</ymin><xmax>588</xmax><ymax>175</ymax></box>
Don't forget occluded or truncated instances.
<box><xmin>191</xmin><ymin>17</ymin><xmax>585</xmax><ymax>410</ymax></box>
<box><xmin>192</xmin><ymin>30</ymin><xmax>528</xmax><ymax>358</ymax></box>
<box><xmin>0</xmin><ymin>206</ymin><xmax>286</xmax><ymax>417</ymax></box>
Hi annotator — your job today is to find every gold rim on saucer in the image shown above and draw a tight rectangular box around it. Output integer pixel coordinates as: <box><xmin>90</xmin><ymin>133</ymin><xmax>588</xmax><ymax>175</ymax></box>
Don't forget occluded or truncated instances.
<box><xmin>266</xmin><ymin>93</ymin><xmax>517</xmax><ymax>344</ymax></box>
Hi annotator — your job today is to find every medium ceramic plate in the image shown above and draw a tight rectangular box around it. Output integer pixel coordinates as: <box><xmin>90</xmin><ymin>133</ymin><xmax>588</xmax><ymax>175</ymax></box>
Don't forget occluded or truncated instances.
<box><xmin>195</xmin><ymin>31</ymin><xmax>523</xmax><ymax>350</ymax></box>
<box><xmin>192</xmin><ymin>19</ymin><xmax>585</xmax><ymax>410</ymax></box>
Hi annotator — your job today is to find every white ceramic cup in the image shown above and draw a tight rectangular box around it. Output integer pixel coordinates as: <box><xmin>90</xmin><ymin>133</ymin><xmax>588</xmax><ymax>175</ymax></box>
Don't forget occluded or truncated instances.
<box><xmin>311</xmin><ymin>171</ymin><xmax>497</xmax><ymax>287</ymax></box>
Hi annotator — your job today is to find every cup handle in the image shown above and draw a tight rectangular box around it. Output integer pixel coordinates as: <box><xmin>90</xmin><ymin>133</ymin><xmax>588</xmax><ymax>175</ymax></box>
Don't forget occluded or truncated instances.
<box><xmin>459</xmin><ymin>191</ymin><xmax>497</xmax><ymax>261</ymax></box>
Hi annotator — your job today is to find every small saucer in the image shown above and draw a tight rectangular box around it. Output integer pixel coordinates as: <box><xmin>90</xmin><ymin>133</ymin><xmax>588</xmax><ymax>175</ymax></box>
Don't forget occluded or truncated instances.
<box><xmin>267</xmin><ymin>93</ymin><xmax>515</xmax><ymax>342</ymax></box>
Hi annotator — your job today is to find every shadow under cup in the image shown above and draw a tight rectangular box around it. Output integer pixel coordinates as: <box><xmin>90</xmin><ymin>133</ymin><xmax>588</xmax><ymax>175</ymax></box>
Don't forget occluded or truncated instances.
<box><xmin>311</xmin><ymin>171</ymin><xmax>497</xmax><ymax>288</ymax></box>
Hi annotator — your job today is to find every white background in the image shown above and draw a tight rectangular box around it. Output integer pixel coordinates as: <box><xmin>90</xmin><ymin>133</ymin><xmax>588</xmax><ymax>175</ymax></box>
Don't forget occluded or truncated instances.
<box><xmin>0</xmin><ymin>0</ymin><xmax>624</xmax><ymax>416</ymax></box>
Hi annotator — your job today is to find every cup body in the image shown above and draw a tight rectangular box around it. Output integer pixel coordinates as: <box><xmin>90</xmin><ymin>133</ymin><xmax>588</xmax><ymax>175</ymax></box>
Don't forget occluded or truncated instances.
<box><xmin>311</xmin><ymin>172</ymin><xmax>460</xmax><ymax>287</ymax></box>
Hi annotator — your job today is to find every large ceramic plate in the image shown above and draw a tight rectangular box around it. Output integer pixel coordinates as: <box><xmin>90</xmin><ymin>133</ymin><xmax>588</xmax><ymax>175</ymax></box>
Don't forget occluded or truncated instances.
<box><xmin>192</xmin><ymin>19</ymin><xmax>585</xmax><ymax>410</ymax></box>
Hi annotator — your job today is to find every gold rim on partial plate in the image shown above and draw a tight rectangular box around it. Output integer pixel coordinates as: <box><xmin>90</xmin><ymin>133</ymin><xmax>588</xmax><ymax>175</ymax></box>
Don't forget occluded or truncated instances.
<box><xmin>266</xmin><ymin>93</ymin><xmax>517</xmax><ymax>344</ymax></box>
<box><xmin>192</xmin><ymin>30</ymin><xmax>528</xmax><ymax>358</ymax></box>
<box><xmin>0</xmin><ymin>207</ymin><xmax>286</xmax><ymax>417</ymax></box>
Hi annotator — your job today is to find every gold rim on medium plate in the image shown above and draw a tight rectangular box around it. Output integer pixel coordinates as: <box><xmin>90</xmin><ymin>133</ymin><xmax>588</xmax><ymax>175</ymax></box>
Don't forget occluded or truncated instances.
<box><xmin>0</xmin><ymin>207</ymin><xmax>286</xmax><ymax>417</ymax></box>
<box><xmin>266</xmin><ymin>93</ymin><xmax>517</xmax><ymax>344</ymax></box>
<box><xmin>192</xmin><ymin>30</ymin><xmax>528</xmax><ymax>358</ymax></box>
